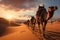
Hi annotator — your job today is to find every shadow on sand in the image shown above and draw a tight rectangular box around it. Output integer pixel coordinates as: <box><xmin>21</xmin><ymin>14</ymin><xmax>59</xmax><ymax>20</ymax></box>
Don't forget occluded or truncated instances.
<box><xmin>27</xmin><ymin>25</ymin><xmax>60</xmax><ymax>40</ymax></box>
<box><xmin>0</xmin><ymin>18</ymin><xmax>9</xmax><ymax>37</ymax></box>
<box><xmin>0</xmin><ymin>18</ymin><xmax>21</xmax><ymax>37</ymax></box>
<box><xmin>33</xmin><ymin>30</ymin><xmax>60</xmax><ymax>40</ymax></box>
<box><xmin>44</xmin><ymin>31</ymin><xmax>60</xmax><ymax>40</ymax></box>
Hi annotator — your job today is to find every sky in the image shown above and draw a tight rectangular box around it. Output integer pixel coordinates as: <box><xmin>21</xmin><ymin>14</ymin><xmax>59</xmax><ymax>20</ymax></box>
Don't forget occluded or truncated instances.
<box><xmin>0</xmin><ymin>0</ymin><xmax>60</xmax><ymax>20</ymax></box>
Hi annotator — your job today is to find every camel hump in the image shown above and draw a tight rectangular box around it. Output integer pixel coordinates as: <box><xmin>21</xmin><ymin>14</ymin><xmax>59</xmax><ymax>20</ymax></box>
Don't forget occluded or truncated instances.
<box><xmin>36</xmin><ymin>7</ymin><xmax>47</xmax><ymax>16</ymax></box>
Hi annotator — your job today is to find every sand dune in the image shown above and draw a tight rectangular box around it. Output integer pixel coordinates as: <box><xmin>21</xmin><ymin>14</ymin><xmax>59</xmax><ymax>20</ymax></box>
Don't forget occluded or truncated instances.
<box><xmin>0</xmin><ymin>24</ymin><xmax>39</xmax><ymax>40</ymax></box>
<box><xmin>0</xmin><ymin>22</ymin><xmax>60</xmax><ymax>40</ymax></box>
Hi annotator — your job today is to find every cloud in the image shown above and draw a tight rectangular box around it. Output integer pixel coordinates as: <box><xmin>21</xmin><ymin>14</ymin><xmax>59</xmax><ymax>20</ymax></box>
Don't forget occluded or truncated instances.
<box><xmin>0</xmin><ymin>0</ymin><xmax>43</xmax><ymax>11</ymax></box>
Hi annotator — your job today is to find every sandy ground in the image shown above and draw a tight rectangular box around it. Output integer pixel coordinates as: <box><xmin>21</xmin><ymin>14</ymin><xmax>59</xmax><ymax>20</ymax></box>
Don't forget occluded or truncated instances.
<box><xmin>0</xmin><ymin>24</ymin><xmax>39</xmax><ymax>40</ymax></box>
<box><xmin>46</xmin><ymin>21</ymin><xmax>60</xmax><ymax>32</ymax></box>
<box><xmin>0</xmin><ymin>21</ymin><xmax>60</xmax><ymax>40</ymax></box>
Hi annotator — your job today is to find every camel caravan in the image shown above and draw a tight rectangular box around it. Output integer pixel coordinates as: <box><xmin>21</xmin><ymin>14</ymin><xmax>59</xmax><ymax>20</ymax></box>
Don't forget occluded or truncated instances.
<box><xmin>26</xmin><ymin>4</ymin><xmax>58</xmax><ymax>37</ymax></box>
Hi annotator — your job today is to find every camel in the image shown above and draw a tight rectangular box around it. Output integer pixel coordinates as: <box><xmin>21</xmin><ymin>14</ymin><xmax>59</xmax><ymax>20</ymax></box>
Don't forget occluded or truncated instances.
<box><xmin>29</xmin><ymin>16</ymin><xmax>36</xmax><ymax>31</ymax></box>
<box><xmin>26</xmin><ymin>20</ymin><xmax>30</xmax><ymax>26</ymax></box>
<box><xmin>36</xmin><ymin>6</ymin><xmax>58</xmax><ymax>36</ymax></box>
<box><xmin>36</xmin><ymin>5</ymin><xmax>47</xmax><ymax>31</ymax></box>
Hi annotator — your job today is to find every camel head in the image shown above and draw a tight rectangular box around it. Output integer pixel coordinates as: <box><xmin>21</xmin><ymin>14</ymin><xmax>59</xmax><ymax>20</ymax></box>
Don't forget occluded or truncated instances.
<box><xmin>47</xmin><ymin>6</ymin><xmax>58</xmax><ymax>20</ymax></box>
<box><xmin>48</xmin><ymin>6</ymin><xmax>58</xmax><ymax>12</ymax></box>
<box><xmin>31</xmin><ymin>16</ymin><xmax>35</xmax><ymax>19</ymax></box>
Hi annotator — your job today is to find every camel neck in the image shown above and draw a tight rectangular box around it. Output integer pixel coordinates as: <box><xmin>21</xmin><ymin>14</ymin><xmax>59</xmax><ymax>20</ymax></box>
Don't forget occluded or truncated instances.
<box><xmin>47</xmin><ymin>11</ymin><xmax>54</xmax><ymax>20</ymax></box>
<box><xmin>48</xmin><ymin>11</ymin><xmax>54</xmax><ymax>15</ymax></box>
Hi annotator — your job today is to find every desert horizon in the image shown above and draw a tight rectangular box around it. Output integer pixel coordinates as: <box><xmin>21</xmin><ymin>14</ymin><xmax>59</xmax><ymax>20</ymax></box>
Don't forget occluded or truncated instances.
<box><xmin>0</xmin><ymin>18</ymin><xmax>60</xmax><ymax>40</ymax></box>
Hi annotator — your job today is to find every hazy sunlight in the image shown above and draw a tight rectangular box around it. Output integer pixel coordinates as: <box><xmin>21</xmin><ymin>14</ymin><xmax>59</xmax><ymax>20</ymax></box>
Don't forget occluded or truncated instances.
<box><xmin>3</xmin><ymin>13</ymin><xmax>15</xmax><ymax>21</ymax></box>
<box><xmin>5</xmin><ymin>15</ymin><xmax>13</xmax><ymax>20</ymax></box>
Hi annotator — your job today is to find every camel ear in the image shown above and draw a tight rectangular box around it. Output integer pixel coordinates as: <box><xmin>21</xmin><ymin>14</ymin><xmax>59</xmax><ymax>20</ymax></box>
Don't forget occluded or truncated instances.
<box><xmin>48</xmin><ymin>7</ymin><xmax>51</xmax><ymax>11</ymax></box>
<box><xmin>54</xmin><ymin>6</ymin><xmax>58</xmax><ymax>10</ymax></box>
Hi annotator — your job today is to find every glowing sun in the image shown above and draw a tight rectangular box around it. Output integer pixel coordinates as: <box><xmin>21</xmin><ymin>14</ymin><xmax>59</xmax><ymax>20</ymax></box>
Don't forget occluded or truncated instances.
<box><xmin>4</xmin><ymin>14</ymin><xmax>14</xmax><ymax>20</ymax></box>
<box><xmin>6</xmin><ymin>15</ymin><xmax>13</xmax><ymax>20</ymax></box>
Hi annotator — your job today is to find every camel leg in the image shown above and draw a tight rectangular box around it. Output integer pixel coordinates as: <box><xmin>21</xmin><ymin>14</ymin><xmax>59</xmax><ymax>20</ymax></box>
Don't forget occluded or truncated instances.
<box><xmin>32</xmin><ymin>24</ymin><xmax>35</xmax><ymax>31</ymax></box>
<box><xmin>28</xmin><ymin>22</ymin><xmax>29</xmax><ymax>27</ymax></box>
<box><xmin>37</xmin><ymin>22</ymin><xmax>41</xmax><ymax>33</ymax></box>
<box><xmin>43</xmin><ymin>21</ymin><xmax>47</xmax><ymax>36</ymax></box>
